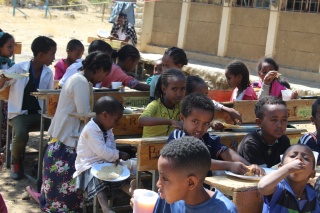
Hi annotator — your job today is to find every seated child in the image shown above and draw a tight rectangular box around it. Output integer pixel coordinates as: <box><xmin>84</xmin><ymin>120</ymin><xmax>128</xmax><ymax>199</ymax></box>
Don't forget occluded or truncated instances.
<box><xmin>139</xmin><ymin>68</ymin><xmax>186</xmax><ymax>138</ymax></box>
<box><xmin>0</xmin><ymin>36</ymin><xmax>56</xmax><ymax>180</ymax></box>
<box><xmin>58</xmin><ymin>39</ymin><xmax>112</xmax><ymax>88</ymax></box>
<box><xmin>73</xmin><ymin>96</ymin><xmax>130</xmax><ymax>213</ymax></box>
<box><xmin>154</xmin><ymin>136</ymin><xmax>238</xmax><ymax>212</ymax></box>
<box><xmin>298</xmin><ymin>97</ymin><xmax>320</xmax><ymax>165</ymax></box>
<box><xmin>255</xmin><ymin>57</ymin><xmax>297</xmax><ymax>100</ymax></box>
<box><xmin>225</xmin><ymin>60</ymin><xmax>257</xmax><ymax>101</ymax></box>
<box><xmin>238</xmin><ymin>96</ymin><xmax>291</xmax><ymax>168</ymax></box>
<box><xmin>168</xmin><ymin>93</ymin><xmax>264</xmax><ymax>175</ymax></box>
<box><xmin>258</xmin><ymin>144</ymin><xmax>319</xmax><ymax>213</ymax></box>
<box><xmin>54</xmin><ymin>39</ymin><xmax>84</xmax><ymax>80</ymax></box>
<box><xmin>146</xmin><ymin>58</ymin><xmax>162</xmax><ymax>85</ymax></box>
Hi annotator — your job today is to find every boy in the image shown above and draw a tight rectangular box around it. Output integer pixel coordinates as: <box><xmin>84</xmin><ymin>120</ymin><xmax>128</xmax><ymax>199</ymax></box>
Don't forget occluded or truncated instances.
<box><xmin>0</xmin><ymin>36</ymin><xmax>56</xmax><ymax>180</ymax></box>
<box><xmin>298</xmin><ymin>97</ymin><xmax>320</xmax><ymax>165</ymax></box>
<box><xmin>168</xmin><ymin>93</ymin><xmax>264</xmax><ymax>175</ymax></box>
<box><xmin>237</xmin><ymin>96</ymin><xmax>291</xmax><ymax>168</ymax></box>
<box><xmin>148</xmin><ymin>58</ymin><xmax>162</xmax><ymax>100</ymax></box>
<box><xmin>258</xmin><ymin>144</ymin><xmax>319</xmax><ymax>212</ymax></box>
<box><xmin>154</xmin><ymin>136</ymin><xmax>237</xmax><ymax>212</ymax></box>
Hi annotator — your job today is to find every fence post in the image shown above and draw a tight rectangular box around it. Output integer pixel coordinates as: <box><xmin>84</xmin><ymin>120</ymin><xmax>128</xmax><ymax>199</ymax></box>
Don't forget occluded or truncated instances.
<box><xmin>13</xmin><ymin>0</ymin><xmax>16</xmax><ymax>16</ymax></box>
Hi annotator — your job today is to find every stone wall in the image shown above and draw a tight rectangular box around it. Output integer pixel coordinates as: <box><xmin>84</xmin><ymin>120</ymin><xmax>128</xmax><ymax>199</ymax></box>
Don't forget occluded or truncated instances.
<box><xmin>135</xmin><ymin>0</ymin><xmax>144</xmax><ymax>49</ymax></box>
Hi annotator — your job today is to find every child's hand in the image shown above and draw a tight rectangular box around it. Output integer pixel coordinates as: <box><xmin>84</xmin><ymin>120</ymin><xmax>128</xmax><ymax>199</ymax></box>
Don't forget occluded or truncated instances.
<box><xmin>284</xmin><ymin>159</ymin><xmax>306</xmax><ymax>173</ymax></box>
<box><xmin>229</xmin><ymin>162</ymin><xmax>249</xmax><ymax>175</ymax></box>
<box><xmin>249</xmin><ymin>164</ymin><xmax>266</xmax><ymax>176</ymax></box>
<box><xmin>211</xmin><ymin>121</ymin><xmax>224</xmax><ymax>131</ymax></box>
<box><xmin>171</xmin><ymin>120</ymin><xmax>182</xmax><ymax>130</ymax></box>
<box><xmin>263</xmin><ymin>71</ymin><xmax>278</xmax><ymax>85</ymax></box>
<box><xmin>291</xmin><ymin>90</ymin><xmax>298</xmax><ymax>99</ymax></box>
<box><xmin>119</xmin><ymin>151</ymin><xmax>130</xmax><ymax>161</ymax></box>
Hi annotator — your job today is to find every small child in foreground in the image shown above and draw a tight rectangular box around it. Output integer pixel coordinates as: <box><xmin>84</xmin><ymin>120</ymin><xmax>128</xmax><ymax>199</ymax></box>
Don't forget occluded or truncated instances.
<box><xmin>73</xmin><ymin>96</ymin><xmax>130</xmax><ymax>213</ymax></box>
<box><xmin>154</xmin><ymin>136</ymin><xmax>237</xmax><ymax>212</ymax></box>
<box><xmin>258</xmin><ymin>144</ymin><xmax>319</xmax><ymax>212</ymax></box>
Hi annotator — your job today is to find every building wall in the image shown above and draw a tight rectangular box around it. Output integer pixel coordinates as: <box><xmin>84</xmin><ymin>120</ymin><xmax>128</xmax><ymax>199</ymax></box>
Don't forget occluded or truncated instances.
<box><xmin>184</xmin><ymin>3</ymin><xmax>222</xmax><ymax>55</ymax></box>
<box><xmin>226</xmin><ymin>7</ymin><xmax>269</xmax><ymax>61</ymax></box>
<box><xmin>151</xmin><ymin>0</ymin><xmax>182</xmax><ymax>47</ymax></box>
<box><xmin>275</xmin><ymin>12</ymin><xmax>320</xmax><ymax>72</ymax></box>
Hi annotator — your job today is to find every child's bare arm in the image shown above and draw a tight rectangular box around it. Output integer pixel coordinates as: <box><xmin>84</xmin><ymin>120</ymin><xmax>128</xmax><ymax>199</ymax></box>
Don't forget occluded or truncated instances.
<box><xmin>221</xmin><ymin>106</ymin><xmax>242</xmax><ymax>124</ymax></box>
<box><xmin>210</xmin><ymin>159</ymin><xmax>249</xmax><ymax>175</ymax></box>
<box><xmin>220</xmin><ymin>149</ymin><xmax>250</xmax><ymax>165</ymax></box>
<box><xmin>258</xmin><ymin>159</ymin><xmax>305</xmax><ymax>196</ymax></box>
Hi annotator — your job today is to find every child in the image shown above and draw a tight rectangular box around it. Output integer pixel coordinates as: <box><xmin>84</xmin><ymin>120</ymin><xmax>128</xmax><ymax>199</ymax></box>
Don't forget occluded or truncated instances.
<box><xmin>237</xmin><ymin>96</ymin><xmax>291</xmax><ymax>168</ymax></box>
<box><xmin>146</xmin><ymin>58</ymin><xmax>162</xmax><ymax>85</ymax></box>
<box><xmin>26</xmin><ymin>52</ymin><xmax>113</xmax><ymax>212</ymax></box>
<box><xmin>109</xmin><ymin>13</ymin><xmax>137</xmax><ymax>46</ymax></box>
<box><xmin>168</xmin><ymin>93</ymin><xmax>264</xmax><ymax>175</ymax></box>
<box><xmin>0</xmin><ymin>36</ymin><xmax>56</xmax><ymax>180</ymax></box>
<box><xmin>54</xmin><ymin>39</ymin><xmax>84</xmax><ymax>80</ymax></box>
<box><xmin>225</xmin><ymin>60</ymin><xmax>257</xmax><ymax>101</ymax></box>
<box><xmin>139</xmin><ymin>68</ymin><xmax>186</xmax><ymax>138</ymax></box>
<box><xmin>298</xmin><ymin>97</ymin><xmax>320</xmax><ymax>165</ymax></box>
<box><xmin>186</xmin><ymin>75</ymin><xmax>242</xmax><ymax>124</ymax></box>
<box><xmin>153</xmin><ymin>136</ymin><xmax>237</xmax><ymax>212</ymax></box>
<box><xmin>256</xmin><ymin>57</ymin><xmax>298</xmax><ymax>99</ymax></box>
<box><xmin>258</xmin><ymin>144</ymin><xmax>319</xmax><ymax>213</ymax></box>
<box><xmin>150</xmin><ymin>47</ymin><xmax>188</xmax><ymax>100</ymax></box>
<box><xmin>100</xmin><ymin>44</ymin><xmax>150</xmax><ymax>91</ymax></box>
<box><xmin>0</xmin><ymin>31</ymin><xmax>15</xmax><ymax>148</ymax></box>
<box><xmin>58</xmin><ymin>39</ymin><xmax>112</xmax><ymax>88</ymax></box>
<box><xmin>73</xmin><ymin>96</ymin><xmax>130</xmax><ymax>213</ymax></box>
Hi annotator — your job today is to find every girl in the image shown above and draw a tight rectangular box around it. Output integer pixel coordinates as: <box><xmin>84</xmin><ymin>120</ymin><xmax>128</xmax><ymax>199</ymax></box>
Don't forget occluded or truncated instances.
<box><xmin>73</xmin><ymin>96</ymin><xmax>130</xmax><ymax>213</ymax></box>
<box><xmin>100</xmin><ymin>45</ymin><xmax>149</xmax><ymax>91</ymax></box>
<box><xmin>109</xmin><ymin>13</ymin><xmax>137</xmax><ymax>46</ymax></box>
<box><xmin>150</xmin><ymin>47</ymin><xmax>188</xmax><ymax>100</ymax></box>
<box><xmin>225</xmin><ymin>60</ymin><xmax>257</xmax><ymax>101</ymax></box>
<box><xmin>186</xmin><ymin>75</ymin><xmax>242</xmax><ymax>125</ymax></box>
<box><xmin>0</xmin><ymin>31</ymin><xmax>15</xmax><ymax>149</ymax></box>
<box><xmin>26</xmin><ymin>52</ymin><xmax>112</xmax><ymax>212</ymax></box>
<box><xmin>139</xmin><ymin>68</ymin><xmax>186</xmax><ymax>138</ymax></box>
<box><xmin>256</xmin><ymin>57</ymin><xmax>298</xmax><ymax>99</ymax></box>
<box><xmin>54</xmin><ymin>39</ymin><xmax>84</xmax><ymax>80</ymax></box>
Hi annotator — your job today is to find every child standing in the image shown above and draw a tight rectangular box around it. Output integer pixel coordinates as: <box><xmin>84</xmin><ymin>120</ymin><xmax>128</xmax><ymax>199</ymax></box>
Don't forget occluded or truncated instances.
<box><xmin>150</xmin><ymin>47</ymin><xmax>188</xmax><ymax>100</ymax></box>
<box><xmin>168</xmin><ymin>93</ymin><xmax>264</xmax><ymax>175</ymax></box>
<box><xmin>258</xmin><ymin>144</ymin><xmax>319</xmax><ymax>212</ymax></box>
<box><xmin>225</xmin><ymin>60</ymin><xmax>257</xmax><ymax>101</ymax></box>
<box><xmin>0</xmin><ymin>31</ymin><xmax>15</xmax><ymax>148</ymax></box>
<box><xmin>139</xmin><ymin>68</ymin><xmax>186</xmax><ymax>138</ymax></box>
<box><xmin>73</xmin><ymin>96</ymin><xmax>130</xmax><ymax>213</ymax></box>
<box><xmin>0</xmin><ymin>36</ymin><xmax>56</xmax><ymax>180</ymax></box>
<box><xmin>238</xmin><ymin>96</ymin><xmax>291</xmax><ymax>168</ymax></box>
<box><xmin>298</xmin><ymin>97</ymin><xmax>320</xmax><ymax>165</ymax></box>
<box><xmin>153</xmin><ymin>137</ymin><xmax>237</xmax><ymax>212</ymax></box>
<box><xmin>100</xmin><ymin>45</ymin><xmax>150</xmax><ymax>91</ymax></box>
<box><xmin>54</xmin><ymin>39</ymin><xmax>84</xmax><ymax>80</ymax></box>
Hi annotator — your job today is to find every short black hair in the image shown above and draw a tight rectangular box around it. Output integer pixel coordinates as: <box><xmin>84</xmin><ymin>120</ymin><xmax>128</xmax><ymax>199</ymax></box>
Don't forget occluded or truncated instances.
<box><xmin>181</xmin><ymin>93</ymin><xmax>214</xmax><ymax>119</ymax></box>
<box><xmin>186</xmin><ymin>75</ymin><xmax>207</xmax><ymax>95</ymax></box>
<box><xmin>281</xmin><ymin>144</ymin><xmax>315</xmax><ymax>169</ymax></box>
<box><xmin>66</xmin><ymin>39</ymin><xmax>84</xmax><ymax>51</ymax></box>
<box><xmin>113</xmin><ymin>44</ymin><xmax>140</xmax><ymax>62</ymax></box>
<box><xmin>94</xmin><ymin>96</ymin><xmax>124</xmax><ymax>115</ymax></box>
<box><xmin>254</xmin><ymin>96</ymin><xmax>287</xmax><ymax>119</ymax></box>
<box><xmin>0</xmin><ymin>32</ymin><xmax>14</xmax><ymax>48</ymax></box>
<box><xmin>160</xmin><ymin>136</ymin><xmax>211</xmax><ymax>181</ymax></box>
<box><xmin>312</xmin><ymin>97</ymin><xmax>320</xmax><ymax>118</ymax></box>
<box><xmin>31</xmin><ymin>36</ymin><xmax>57</xmax><ymax>57</ymax></box>
<box><xmin>81</xmin><ymin>51</ymin><xmax>112</xmax><ymax>74</ymax></box>
<box><xmin>258</xmin><ymin>57</ymin><xmax>279</xmax><ymax>71</ymax></box>
<box><xmin>88</xmin><ymin>40</ymin><xmax>113</xmax><ymax>55</ymax></box>
<box><xmin>164</xmin><ymin>47</ymin><xmax>188</xmax><ymax>66</ymax></box>
<box><xmin>226</xmin><ymin>60</ymin><xmax>250</xmax><ymax>90</ymax></box>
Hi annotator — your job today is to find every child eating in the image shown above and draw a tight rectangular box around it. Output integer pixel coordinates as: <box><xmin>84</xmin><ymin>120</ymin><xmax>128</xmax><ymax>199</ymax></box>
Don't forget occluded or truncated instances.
<box><xmin>154</xmin><ymin>136</ymin><xmax>237</xmax><ymax>212</ymax></box>
<box><xmin>168</xmin><ymin>93</ymin><xmax>264</xmax><ymax>175</ymax></box>
<box><xmin>238</xmin><ymin>96</ymin><xmax>291</xmax><ymax>168</ymax></box>
<box><xmin>258</xmin><ymin>144</ymin><xmax>319</xmax><ymax>212</ymax></box>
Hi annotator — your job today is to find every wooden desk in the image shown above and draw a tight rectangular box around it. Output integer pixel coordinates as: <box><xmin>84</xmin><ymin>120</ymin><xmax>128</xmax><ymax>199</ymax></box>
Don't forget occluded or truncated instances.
<box><xmin>87</xmin><ymin>37</ymin><xmax>127</xmax><ymax>50</ymax></box>
<box><xmin>204</xmin><ymin>175</ymin><xmax>262</xmax><ymax>213</ymax></box>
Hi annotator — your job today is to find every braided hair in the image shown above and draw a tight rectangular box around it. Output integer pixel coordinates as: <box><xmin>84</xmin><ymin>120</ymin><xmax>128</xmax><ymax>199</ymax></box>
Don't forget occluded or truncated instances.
<box><xmin>164</xmin><ymin>47</ymin><xmax>188</xmax><ymax>67</ymax></box>
<box><xmin>81</xmin><ymin>51</ymin><xmax>112</xmax><ymax>74</ymax></box>
<box><xmin>0</xmin><ymin>32</ymin><xmax>14</xmax><ymax>48</ymax></box>
<box><xmin>113</xmin><ymin>44</ymin><xmax>140</xmax><ymax>62</ymax></box>
<box><xmin>186</xmin><ymin>75</ymin><xmax>207</xmax><ymax>95</ymax></box>
<box><xmin>258</xmin><ymin>57</ymin><xmax>279</xmax><ymax>71</ymax></box>
<box><xmin>155</xmin><ymin>68</ymin><xmax>186</xmax><ymax>100</ymax></box>
<box><xmin>88</xmin><ymin>40</ymin><xmax>112</xmax><ymax>55</ymax></box>
<box><xmin>226</xmin><ymin>60</ymin><xmax>250</xmax><ymax>91</ymax></box>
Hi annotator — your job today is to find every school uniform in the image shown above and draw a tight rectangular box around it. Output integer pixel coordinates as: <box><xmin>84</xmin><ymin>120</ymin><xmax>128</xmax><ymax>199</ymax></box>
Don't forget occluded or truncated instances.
<box><xmin>298</xmin><ymin>133</ymin><xmax>320</xmax><ymax>164</ymax></box>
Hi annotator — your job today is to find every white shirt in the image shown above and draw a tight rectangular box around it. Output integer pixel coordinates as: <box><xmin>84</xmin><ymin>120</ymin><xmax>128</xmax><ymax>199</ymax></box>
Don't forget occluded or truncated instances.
<box><xmin>73</xmin><ymin>119</ymin><xmax>119</xmax><ymax>177</ymax></box>
<box><xmin>59</xmin><ymin>59</ymin><xmax>83</xmax><ymax>87</ymax></box>
<box><xmin>116</xmin><ymin>27</ymin><xmax>133</xmax><ymax>45</ymax></box>
<box><xmin>0</xmin><ymin>61</ymin><xmax>53</xmax><ymax>119</ymax></box>
<box><xmin>48</xmin><ymin>73</ymin><xmax>92</xmax><ymax>147</ymax></box>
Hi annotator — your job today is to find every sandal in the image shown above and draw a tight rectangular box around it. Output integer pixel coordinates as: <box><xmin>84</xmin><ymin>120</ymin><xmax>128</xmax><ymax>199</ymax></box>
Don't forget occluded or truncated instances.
<box><xmin>26</xmin><ymin>186</ymin><xmax>40</xmax><ymax>204</ymax></box>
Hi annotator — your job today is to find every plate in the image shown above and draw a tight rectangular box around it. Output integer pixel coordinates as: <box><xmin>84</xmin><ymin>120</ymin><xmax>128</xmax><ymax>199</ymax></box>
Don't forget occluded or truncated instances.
<box><xmin>91</xmin><ymin>162</ymin><xmax>130</xmax><ymax>182</ymax></box>
<box><xmin>225</xmin><ymin>167</ymin><xmax>275</xmax><ymax>181</ymax></box>
<box><xmin>225</xmin><ymin>125</ymin><xmax>259</xmax><ymax>132</ymax></box>
<box><xmin>0</xmin><ymin>70</ymin><xmax>29</xmax><ymax>79</ymax></box>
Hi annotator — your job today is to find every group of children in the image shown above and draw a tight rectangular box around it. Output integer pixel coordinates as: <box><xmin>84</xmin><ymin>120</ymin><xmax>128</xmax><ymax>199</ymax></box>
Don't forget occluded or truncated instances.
<box><xmin>0</xmin><ymin>27</ymin><xmax>319</xmax><ymax>213</ymax></box>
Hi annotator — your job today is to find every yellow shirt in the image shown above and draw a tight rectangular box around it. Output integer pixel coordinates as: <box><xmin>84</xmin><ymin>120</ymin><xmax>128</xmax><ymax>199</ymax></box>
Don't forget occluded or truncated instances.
<box><xmin>140</xmin><ymin>99</ymin><xmax>181</xmax><ymax>138</ymax></box>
